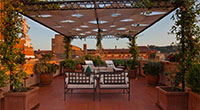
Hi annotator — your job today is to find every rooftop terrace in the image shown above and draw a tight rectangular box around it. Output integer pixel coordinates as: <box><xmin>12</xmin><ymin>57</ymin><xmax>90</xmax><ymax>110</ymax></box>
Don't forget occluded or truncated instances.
<box><xmin>37</xmin><ymin>76</ymin><xmax>159</xmax><ymax>110</ymax></box>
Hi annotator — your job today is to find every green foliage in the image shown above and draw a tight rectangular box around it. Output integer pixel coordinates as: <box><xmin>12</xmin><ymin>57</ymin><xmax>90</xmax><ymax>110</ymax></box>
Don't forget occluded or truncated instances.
<box><xmin>167</xmin><ymin>53</ymin><xmax>180</xmax><ymax>62</ymax></box>
<box><xmin>64</xmin><ymin>37</ymin><xmax>73</xmax><ymax>60</ymax></box>
<box><xmin>126</xmin><ymin>59</ymin><xmax>138</xmax><ymax>70</ymax></box>
<box><xmin>132</xmin><ymin>0</ymin><xmax>155</xmax><ymax>9</ymax></box>
<box><xmin>149</xmin><ymin>45</ymin><xmax>178</xmax><ymax>53</ymax></box>
<box><xmin>96</xmin><ymin>35</ymin><xmax>102</xmax><ymax>50</ymax></box>
<box><xmin>0</xmin><ymin>68</ymin><xmax>8</xmax><ymax>88</ymax></box>
<box><xmin>60</xmin><ymin>59</ymin><xmax>76</xmax><ymax>70</ymax></box>
<box><xmin>93</xmin><ymin>56</ymin><xmax>104</xmax><ymax>66</ymax></box>
<box><xmin>75</xmin><ymin>56</ymin><xmax>85</xmax><ymax>65</ymax></box>
<box><xmin>34</xmin><ymin>62</ymin><xmax>58</xmax><ymax>74</ymax></box>
<box><xmin>170</xmin><ymin>0</ymin><xmax>200</xmax><ymax>90</ymax></box>
<box><xmin>84</xmin><ymin>54</ymin><xmax>94</xmax><ymax>60</ymax></box>
<box><xmin>113</xmin><ymin>59</ymin><xmax>126</xmax><ymax>67</ymax></box>
<box><xmin>34</xmin><ymin>53</ymin><xmax>59</xmax><ymax>74</ymax></box>
<box><xmin>41</xmin><ymin>53</ymin><xmax>53</xmax><ymax>61</ymax></box>
<box><xmin>143</xmin><ymin>61</ymin><xmax>163</xmax><ymax>76</ymax></box>
<box><xmin>148</xmin><ymin>50</ymin><xmax>157</xmax><ymax>60</ymax></box>
<box><xmin>0</xmin><ymin>1</ymin><xmax>28</xmax><ymax>91</ymax></box>
<box><xmin>15</xmin><ymin>53</ymin><xmax>26</xmax><ymax>65</ymax></box>
<box><xmin>166</xmin><ymin>70</ymin><xmax>183</xmax><ymax>91</ymax></box>
<box><xmin>186</xmin><ymin>64</ymin><xmax>200</xmax><ymax>94</ymax></box>
<box><xmin>128</xmin><ymin>36</ymin><xmax>139</xmax><ymax>69</ymax></box>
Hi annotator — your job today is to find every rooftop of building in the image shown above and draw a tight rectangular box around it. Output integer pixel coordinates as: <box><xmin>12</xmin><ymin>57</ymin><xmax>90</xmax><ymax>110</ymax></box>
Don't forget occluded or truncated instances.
<box><xmin>36</xmin><ymin>76</ymin><xmax>159</xmax><ymax>110</ymax></box>
<box><xmin>87</xmin><ymin>46</ymin><xmax>150</xmax><ymax>54</ymax></box>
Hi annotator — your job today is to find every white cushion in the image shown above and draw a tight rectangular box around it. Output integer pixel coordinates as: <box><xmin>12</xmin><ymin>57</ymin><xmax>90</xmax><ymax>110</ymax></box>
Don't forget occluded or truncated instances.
<box><xmin>68</xmin><ymin>84</ymin><xmax>96</xmax><ymax>89</ymax></box>
<box><xmin>85</xmin><ymin>60</ymin><xmax>94</xmax><ymax>65</ymax></box>
<box><xmin>114</xmin><ymin>68</ymin><xmax>124</xmax><ymax>71</ymax></box>
<box><xmin>105</xmin><ymin>60</ymin><xmax>124</xmax><ymax>71</ymax></box>
<box><xmin>99</xmin><ymin>84</ymin><xmax>129</xmax><ymax>88</ymax></box>
<box><xmin>105</xmin><ymin>60</ymin><xmax>114</xmax><ymax>65</ymax></box>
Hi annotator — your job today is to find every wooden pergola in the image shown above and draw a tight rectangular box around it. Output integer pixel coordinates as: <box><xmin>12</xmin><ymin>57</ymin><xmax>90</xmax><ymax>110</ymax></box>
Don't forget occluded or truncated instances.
<box><xmin>22</xmin><ymin>0</ymin><xmax>175</xmax><ymax>39</ymax></box>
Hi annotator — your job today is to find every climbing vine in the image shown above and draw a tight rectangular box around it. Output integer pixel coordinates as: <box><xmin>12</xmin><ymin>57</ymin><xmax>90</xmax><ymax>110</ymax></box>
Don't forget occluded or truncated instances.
<box><xmin>64</xmin><ymin>36</ymin><xmax>73</xmax><ymax>60</ymax></box>
<box><xmin>96</xmin><ymin>29</ymin><xmax>103</xmax><ymax>51</ymax></box>
<box><xmin>0</xmin><ymin>0</ymin><xmax>199</xmax><ymax>92</ymax></box>
<box><xmin>0</xmin><ymin>0</ymin><xmax>27</xmax><ymax>91</ymax></box>
<box><xmin>170</xmin><ymin>0</ymin><xmax>200</xmax><ymax>90</ymax></box>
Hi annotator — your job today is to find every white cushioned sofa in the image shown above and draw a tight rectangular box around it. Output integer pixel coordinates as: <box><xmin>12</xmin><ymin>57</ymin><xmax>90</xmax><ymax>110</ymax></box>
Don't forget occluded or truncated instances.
<box><xmin>99</xmin><ymin>71</ymin><xmax>130</xmax><ymax>101</ymax></box>
<box><xmin>64</xmin><ymin>72</ymin><xmax>96</xmax><ymax>101</ymax></box>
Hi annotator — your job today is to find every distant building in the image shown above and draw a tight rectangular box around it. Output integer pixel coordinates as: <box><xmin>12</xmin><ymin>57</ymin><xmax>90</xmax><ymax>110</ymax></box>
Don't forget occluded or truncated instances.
<box><xmin>85</xmin><ymin>45</ymin><xmax>150</xmax><ymax>60</ymax></box>
<box><xmin>51</xmin><ymin>35</ymin><xmax>150</xmax><ymax>60</ymax></box>
<box><xmin>34</xmin><ymin>50</ymin><xmax>53</xmax><ymax>59</ymax></box>
<box><xmin>0</xmin><ymin>15</ymin><xmax>35</xmax><ymax>58</ymax></box>
<box><xmin>52</xmin><ymin>34</ymin><xmax>82</xmax><ymax>59</ymax></box>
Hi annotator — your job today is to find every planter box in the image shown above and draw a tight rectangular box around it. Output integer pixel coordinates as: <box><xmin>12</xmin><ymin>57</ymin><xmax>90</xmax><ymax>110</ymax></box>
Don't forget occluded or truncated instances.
<box><xmin>40</xmin><ymin>73</ymin><xmax>53</xmax><ymax>85</ymax></box>
<box><xmin>0</xmin><ymin>92</ymin><xmax>2</xmax><ymax>110</ymax></box>
<box><xmin>156</xmin><ymin>86</ymin><xmax>188</xmax><ymax>110</ymax></box>
<box><xmin>188</xmin><ymin>90</ymin><xmax>200</xmax><ymax>110</ymax></box>
<box><xmin>146</xmin><ymin>75</ymin><xmax>159</xmax><ymax>86</ymax></box>
<box><xmin>4</xmin><ymin>87</ymin><xmax>39</xmax><ymax>110</ymax></box>
<box><xmin>128</xmin><ymin>69</ymin><xmax>137</xmax><ymax>79</ymax></box>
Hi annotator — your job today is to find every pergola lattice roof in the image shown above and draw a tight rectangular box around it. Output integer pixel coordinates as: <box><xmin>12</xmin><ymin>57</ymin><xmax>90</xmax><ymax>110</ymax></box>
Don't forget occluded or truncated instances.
<box><xmin>22</xmin><ymin>0</ymin><xmax>175</xmax><ymax>38</ymax></box>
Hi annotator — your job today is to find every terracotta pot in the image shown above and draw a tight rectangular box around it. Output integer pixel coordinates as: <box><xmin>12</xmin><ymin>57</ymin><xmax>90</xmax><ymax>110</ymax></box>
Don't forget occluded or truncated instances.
<box><xmin>146</xmin><ymin>74</ymin><xmax>159</xmax><ymax>86</ymax></box>
<box><xmin>4</xmin><ymin>87</ymin><xmax>39</xmax><ymax>110</ymax></box>
<box><xmin>128</xmin><ymin>69</ymin><xmax>137</xmax><ymax>79</ymax></box>
<box><xmin>156</xmin><ymin>86</ymin><xmax>188</xmax><ymax>110</ymax></box>
<box><xmin>76</xmin><ymin>64</ymin><xmax>82</xmax><ymax>70</ymax></box>
<box><xmin>188</xmin><ymin>89</ymin><xmax>200</xmax><ymax>110</ymax></box>
<box><xmin>40</xmin><ymin>73</ymin><xmax>53</xmax><ymax>85</ymax></box>
<box><xmin>0</xmin><ymin>90</ymin><xmax>2</xmax><ymax>110</ymax></box>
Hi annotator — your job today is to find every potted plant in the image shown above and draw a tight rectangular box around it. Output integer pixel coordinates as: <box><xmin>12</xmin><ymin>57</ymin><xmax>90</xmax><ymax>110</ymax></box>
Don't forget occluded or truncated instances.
<box><xmin>60</xmin><ymin>59</ymin><xmax>76</xmax><ymax>72</ymax></box>
<box><xmin>0</xmin><ymin>1</ymin><xmax>40</xmax><ymax>110</ymax></box>
<box><xmin>127</xmin><ymin>36</ymin><xmax>139</xmax><ymax>79</ymax></box>
<box><xmin>156</xmin><ymin>0</ymin><xmax>200</xmax><ymax>110</ymax></box>
<box><xmin>0</xmin><ymin>68</ymin><xmax>8</xmax><ymax>110</ymax></box>
<box><xmin>126</xmin><ymin>59</ymin><xmax>138</xmax><ymax>79</ymax></box>
<box><xmin>93</xmin><ymin>56</ymin><xmax>105</xmax><ymax>66</ymax></box>
<box><xmin>75</xmin><ymin>57</ymin><xmax>85</xmax><ymax>71</ymax></box>
<box><xmin>143</xmin><ymin>61</ymin><xmax>163</xmax><ymax>86</ymax></box>
<box><xmin>113</xmin><ymin>59</ymin><xmax>125</xmax><ymax>67</ymax></box>
<box><xmin>186</xmin><ymin>64</ymin><xmax>200</xmax><ymax>110</ymax></box>
<box><xmin>34</xmin><ymin>53</ymin><xmax>59</xmax><ymax>85</ymax></box>
<box><xmin>156</xmin><ymin>70</ymin><xmax>188</xmax><ymax>110</ymax></box>
<box><xmin>167</xmin><ymin>53</ymin><xmax>180</xmax><ymax>62</ymax></box>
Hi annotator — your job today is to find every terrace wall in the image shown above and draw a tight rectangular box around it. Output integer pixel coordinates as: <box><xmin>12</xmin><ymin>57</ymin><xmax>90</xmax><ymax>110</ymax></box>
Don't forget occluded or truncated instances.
<box><xmin>139</xmin><ymin>60</ymin><xmax>178</xmax><ymax>85</ymax></box>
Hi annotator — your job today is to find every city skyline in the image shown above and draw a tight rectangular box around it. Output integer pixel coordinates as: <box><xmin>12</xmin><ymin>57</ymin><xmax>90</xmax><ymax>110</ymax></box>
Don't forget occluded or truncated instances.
<box><xmin>25</xmin><ymin>9</ymin><xmax>176</xmax><ymax>50</ymax></box>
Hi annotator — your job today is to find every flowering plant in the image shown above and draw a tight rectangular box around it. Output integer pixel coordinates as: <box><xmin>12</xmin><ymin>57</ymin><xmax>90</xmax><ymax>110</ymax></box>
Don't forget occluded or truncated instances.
<box><xmin>167</xmin><ymin>53</ymin><xmax>180</xmax><ymax>62</ymax></box>
<box><xmin>148</xmin><ymin>50</ymin><xmax>156</xmax><ymax>59</ymax></box>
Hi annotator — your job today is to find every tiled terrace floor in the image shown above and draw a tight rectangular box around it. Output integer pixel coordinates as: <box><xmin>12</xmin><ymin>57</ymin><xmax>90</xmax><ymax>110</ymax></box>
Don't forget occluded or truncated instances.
<box><xmin>38</xmin><ymin>76</ymin><xmax>160</xmax><ymax>110</ymax></box>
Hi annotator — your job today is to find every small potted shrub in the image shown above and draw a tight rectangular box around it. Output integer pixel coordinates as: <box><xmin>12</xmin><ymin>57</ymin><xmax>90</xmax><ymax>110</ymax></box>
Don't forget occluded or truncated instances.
<box><xmin>0</xmin><ymin>68</ymin><xmax>8</xmax><ymax>110</ymax></box>
<box><xmin>156</xmin><ymin>70</ymin><xmax>188</xmax><ymax>110</ymax></box>
<box><xmin>126</xmin><ymin>59</ymin><xmax>138</xmax><ymax>79</ymax></box>
<box><xmin>93</xmin><ymin>56</ymin><xmax>105</xmax><ymax>66</ymax></box>
<box><xmin>34</xmin><ymin>53</ymin><xmax>59</xmax><ymax>85</ymax></box>
<box><xmin>167</xmin><ymin>53</ymin><xmax>180</xmax><ymax>62</ymax></box>
<box><xmin>60</xmin><ymin>59</ymin><xmax>76</xmax><ymax>72</ymax></box>
<box><xmin>186</xmin><ymin>64</ymin><xmax>200</xmax><ymax>110</ymax></box>
<box><xmin>127</xmin><ymin>36</ymin><xmax>139</xmax><ymax>79</ymax></box>
<box><xmin>113</xmin><ymin>59</ymin><xmax>126</xmax><ymax>68</ymax></box>
<box><xmin>143</xmin><ymin>61</ymin><xmax>163</xmax><ymax>86</ymax></box>
<box><xmin>0</xmin><ymin>1</ymin><xmax>40</xmax><ymax>110</ymax></box>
